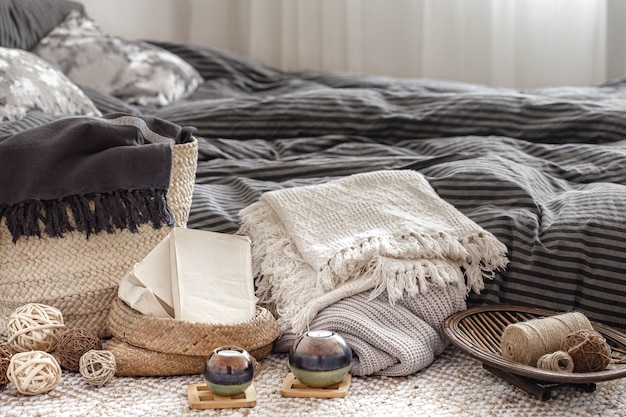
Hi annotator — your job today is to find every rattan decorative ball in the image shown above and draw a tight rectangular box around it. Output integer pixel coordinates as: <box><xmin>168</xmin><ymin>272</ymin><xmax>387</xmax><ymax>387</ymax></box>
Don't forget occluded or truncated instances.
<box><xmin>7</xmin><ymin>351</ymin><xmax>62</xmax><ymax>395</ymax></box>
<box><xmin>0</xmin><ymin>342</ymin><xmax>13</xmax><ymax>358</ymax></box>
<box><xmin>0</xmin><ymin>358</ymin><xmax>9</xmax><ymax>390</ymax></box>
<box><xmin>0</xmin><ymin>341</ymin><xmax>13</xmax><ymax>390</ymax></box>
<box><xmin>7</xmin><ymin>303</ymin><xmax>65</xmax><ymax>353</ymax></box>
<box><xmin>53</xmin><ymin>328</ymin><xmax>102</xmax><ymax>372</ymax></box>
<box><xmin>561</xmin><ymin>329</ymin><xmax>612</xmax><ymax>373</ymax></box>
<box><xmin>79</xmin><ymin>350</ymin><xmax>116</xmax><ymax>386</ymax></box>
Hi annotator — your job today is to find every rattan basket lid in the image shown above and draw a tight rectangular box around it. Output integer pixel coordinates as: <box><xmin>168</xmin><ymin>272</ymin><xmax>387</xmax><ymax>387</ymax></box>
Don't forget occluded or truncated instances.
<box><xmin>443</xmin><ymin>305</ymin><xmax>626</xmax><ymax>384</ymax></box>
<box><xmin>106</xmin><ymin>297</ymin><xmax>280</xmax><ymax>357</ymax></box>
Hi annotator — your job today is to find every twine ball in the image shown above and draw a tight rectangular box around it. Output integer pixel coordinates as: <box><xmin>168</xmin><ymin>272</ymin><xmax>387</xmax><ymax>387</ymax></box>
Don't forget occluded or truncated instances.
<box><xmin>501</xmin><ymin>312</ymin><xmax>592</xmax><ymax>366</ymax></box>
<box><xmin>0</xmin><ymin>357</ymin><xmax>9</xmax><ymax>390</ymax></box>
<box><xmin>7</xmin><ymin>351</ymin><xmax>61</xmax><ymax>395</ymax></box>
<box><xmin>0</xmin><ymin>341</ymin><xmax>13</xmax><ymax>389</ymax></box>
<box><xmin>79</xmin><ymin>350</ymin><xmax>116</xmax><ymax>386</ymax></box>
<box><xmin>53</xmin><ymin>328</ymin><xmax>102</xmax><ymax>372</ymax></box>
<box><xmin>536</xmin><ymin>350</ymin><xmax>575</xmax><ymax>373</ymax></box>
<box><xmin>561</xmin><ymin>329</ymin><xmax>612</xmax><ymax>372</ymax></box>
<box><xmin>7</xmin><ymin>303</ymin><xmax>65</xmax><ymax>353</ymax></box>
<box><xmin>0</xmin><ymin>341</ymin><xmax>13</xmax><ymax>358</ymax></box>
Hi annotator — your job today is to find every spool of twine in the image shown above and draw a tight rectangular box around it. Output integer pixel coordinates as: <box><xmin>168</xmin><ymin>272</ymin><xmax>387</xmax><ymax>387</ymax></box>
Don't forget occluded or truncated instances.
<box><xmin>7</xmin><ymin>351</ymin><xmax>62</xmax><ymax>395</ymax></box>
<box><xmin>7</xmin><ymin>303</ymin><xmax>65</xmax><ymax>353</ymax></box>
<box><xmin>561</xmin><ymin>329</ymin><xmax>612</xmax><ymax>372</ymax></box>
<box><xmin>53</xmin><ymin>328</ymin><xmax>103</xmax><ymax>372</ymax></box>
<box><xmin>79</xmin><ymin>350</ymin><xmax>116</xmax><ymax>386</ymax></box>
<box><xmin>536</xmin><ymin>350</ymin><xmax>575</xmax><ymax>373</ymax></box>
<box><xmin>501</xmin><ymin>312</ymin><xmax>592</xmax><ymax>366</ymax></box>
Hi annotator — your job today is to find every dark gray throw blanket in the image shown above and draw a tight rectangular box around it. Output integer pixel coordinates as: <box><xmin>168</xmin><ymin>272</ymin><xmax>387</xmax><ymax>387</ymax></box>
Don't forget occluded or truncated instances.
<box><xmin>0</xmin><ymin>113</ymin><xmax>195</xmax><ymax>242</ymax></box>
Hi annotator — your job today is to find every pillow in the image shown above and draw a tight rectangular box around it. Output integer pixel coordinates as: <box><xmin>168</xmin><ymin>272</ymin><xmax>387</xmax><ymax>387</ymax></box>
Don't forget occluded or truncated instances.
<box><xmin>0</xmin><ymin>47</ymin><xmax>101</xmax><ymax>122</ymax></box>
<box><xmin>33</xmin><ymin>11</ymin><xmax>203</xmax><ymax>107</ymax></box>
<box><xmin>0</xmin><ymin>0</ymin><xmax>84</xmax><ymax>50</ymax></box>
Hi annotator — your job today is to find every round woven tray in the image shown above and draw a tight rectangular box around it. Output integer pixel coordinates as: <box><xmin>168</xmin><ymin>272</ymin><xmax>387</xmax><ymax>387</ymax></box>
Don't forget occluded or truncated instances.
<box><xmin>443</xmin><ymin>305</ymin><xmax>626</xmax><ymax>384</ymax></box>
<box><xmin>106</xmin><ymin>298</ymin><xmax>280</xmax><ymax>357</ymax></box>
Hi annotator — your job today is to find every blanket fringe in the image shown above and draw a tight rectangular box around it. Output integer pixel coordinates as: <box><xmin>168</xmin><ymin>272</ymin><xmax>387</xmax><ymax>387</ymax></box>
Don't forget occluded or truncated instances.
<box><xmin>1</xmin><ymin>189</ymin><xmax>174</xmax><ymax>243</ymax></box>
<box><xmin>365</xmin><ymin>256</ymin><xmax>464</xmax><ymax>303</ymax></box>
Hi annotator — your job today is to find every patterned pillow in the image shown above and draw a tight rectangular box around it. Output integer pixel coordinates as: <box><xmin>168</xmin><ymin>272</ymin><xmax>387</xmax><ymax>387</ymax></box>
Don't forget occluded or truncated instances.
<box><xmin>32</xmin><ymin>11</ymin><xmax>203</xmax><ymax>107</ymax></box>
<box><xmin>0</xmin><ymin>47</ymin><xmax>101</xmax><ymax>122</ymax></box>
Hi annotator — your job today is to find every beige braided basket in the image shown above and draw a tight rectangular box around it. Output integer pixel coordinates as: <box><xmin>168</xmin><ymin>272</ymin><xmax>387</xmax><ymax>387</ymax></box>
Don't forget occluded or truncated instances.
<box><xmin>105</xmin><ymin>337</ymin><xmax>268</xmax><ymax>377</ymax></box>
<box><xmin>106</xmin><ymin>297</ymin><xmax>279</xmax><ymax>376</ymax></box>
<box><xmin>0</xmin><ymin>138</ymin><xmax>198</xmax><ymax>338</ymax></box>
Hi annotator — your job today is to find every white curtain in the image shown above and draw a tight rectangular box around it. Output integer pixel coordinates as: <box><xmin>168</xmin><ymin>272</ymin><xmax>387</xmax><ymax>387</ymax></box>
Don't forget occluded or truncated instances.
<box><xmin>185</xmin><ymin>0</ymin><xmax>614</xmax><ymax>88</ymax></box>
<box><xmin>82</xmin><ymin>0</ymin><xmax>618</xmax><ymax>88</ymax></box>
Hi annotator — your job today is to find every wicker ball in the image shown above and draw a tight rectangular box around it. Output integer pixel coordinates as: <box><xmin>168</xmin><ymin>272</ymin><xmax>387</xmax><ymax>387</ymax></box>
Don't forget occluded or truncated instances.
<box><xmin>7</xmin><ymin>351</ymin><xmax>62</xmax><ymax>395</ymax></box>
<box><xmin>53</xmin><ymin>328</ymin><xmax>102</xmax><ymax>372</ymax></box>
<box><xmin>0</xmin><ymin>341</ymin><xmax>12</xmax><ymax>390</ymax></box>
<box><xmin>0</xmin><ymin>342</ymin><xmax>13</xmax><ymax>358</ymax></box>
<box><xmin>7</xmin><ymin>303</ymin><xmax>65</xmax><ymax>353</ymax></box>
<box><xmin>561</xmin><ymin>329</ymin><xmax>612</xmax><ymax>372</ymax></box>
<box><xmin>79</xmin><ymin>350</ymin><xmax>116</xmax><ymax>386</ymax></box>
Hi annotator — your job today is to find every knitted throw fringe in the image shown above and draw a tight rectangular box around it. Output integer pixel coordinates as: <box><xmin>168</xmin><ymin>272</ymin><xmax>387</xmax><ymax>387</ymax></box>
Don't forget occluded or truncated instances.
<box><xmin>1</xmin><ymin>189</ymin><xmax>173</xmax><ymax>243</ymax></box>
<box><xmin>238</xmin><ymin>169</ymin><xmax>509</xmax><ymax>335</ymax></box>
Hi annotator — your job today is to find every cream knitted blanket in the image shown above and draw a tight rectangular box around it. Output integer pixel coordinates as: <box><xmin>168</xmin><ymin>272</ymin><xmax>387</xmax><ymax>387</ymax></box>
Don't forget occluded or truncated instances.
<box><xmin>274</xmin><ymin>285</ymin><xmax>467</xmax><ymax>376</ymax></box>
<box><xmin>238</xmin><ymin>169</ymin><xmax>509</xmax><ymax>336</ymax></box>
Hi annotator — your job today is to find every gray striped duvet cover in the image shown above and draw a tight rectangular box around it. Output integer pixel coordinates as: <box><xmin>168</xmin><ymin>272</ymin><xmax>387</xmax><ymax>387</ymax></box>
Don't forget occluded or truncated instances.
<box><xmin>4</xmin><ymin>41</ymin><xmax>625</xmax><ymax>332</ymax></box>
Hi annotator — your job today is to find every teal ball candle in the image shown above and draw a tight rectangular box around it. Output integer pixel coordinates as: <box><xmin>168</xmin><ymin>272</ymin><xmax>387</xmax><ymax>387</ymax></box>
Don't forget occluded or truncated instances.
<box><xmin>288</xmin><ymin>330</ymin><xmax>352</xmax><ymax>387</ymax></box>
<box><xmin>204</xmin><ymin>346</ymin><xmax>254</xmax><ymax>396</ymax></box>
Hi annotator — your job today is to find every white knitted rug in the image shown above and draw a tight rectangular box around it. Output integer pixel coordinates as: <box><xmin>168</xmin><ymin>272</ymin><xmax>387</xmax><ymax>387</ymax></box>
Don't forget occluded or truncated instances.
<box><xmin>2</xmin><ymin>347</ymin><xmax>625</xmax><ymax>417</ymax></box>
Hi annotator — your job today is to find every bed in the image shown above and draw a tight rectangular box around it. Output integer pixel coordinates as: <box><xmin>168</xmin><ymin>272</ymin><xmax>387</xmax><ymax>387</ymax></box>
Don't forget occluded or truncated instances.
<box><xmin>2</xmin><ymin>0</ymin><xmax>626</xmax><ymax>334</ymax></box>
<box><xmin>3</xmin><ymin>1</ymin><xmax>626</xmax><ymax>414</ymax></box>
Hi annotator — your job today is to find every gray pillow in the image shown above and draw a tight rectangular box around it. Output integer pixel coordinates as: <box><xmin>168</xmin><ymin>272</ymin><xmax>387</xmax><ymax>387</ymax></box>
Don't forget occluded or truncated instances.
<box><xmin>0</xmin><ymin>47</ymin><xmax>101</xmax><ymax>122</ymax></box>
<box><xmin>33</xmin><ymin>11</ymin><xmax>203</xmax><ymax>107</ymax></box>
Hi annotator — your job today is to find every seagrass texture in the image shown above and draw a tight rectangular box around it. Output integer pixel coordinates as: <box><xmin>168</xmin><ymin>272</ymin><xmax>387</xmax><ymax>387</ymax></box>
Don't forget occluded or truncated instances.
<box><xmin>0</xmin><ymin>138</ymin><xmax>198</xmax><ymax>338</ymax></box>
<box><xmin>105</xmin><ymin>337</ymin><xmax>269</xmax><ymax>377</ymax></box>
<box><xmin>106</xmin><ymin>297</ymin><xmax>280</xmax><ymax>357</ymax></box>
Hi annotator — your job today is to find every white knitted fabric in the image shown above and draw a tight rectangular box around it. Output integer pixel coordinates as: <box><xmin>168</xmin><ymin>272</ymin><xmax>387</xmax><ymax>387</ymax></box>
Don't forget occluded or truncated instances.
<box><xmin>238</xmin><ymin>169</ymin><xmax>508</xmax><ymax>335</ymax></box>
<box><xmin>275</xmin><ymin>284</ymin><xmax>467</xmax><ymax>376</ymax></box>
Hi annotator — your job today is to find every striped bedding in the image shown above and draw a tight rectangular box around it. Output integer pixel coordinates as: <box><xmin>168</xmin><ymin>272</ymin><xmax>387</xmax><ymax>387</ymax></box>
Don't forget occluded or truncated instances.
<box><xmin>3</xmin><ymin>41</ymin><xmax>626</xmax><ymax>333</ymax></box>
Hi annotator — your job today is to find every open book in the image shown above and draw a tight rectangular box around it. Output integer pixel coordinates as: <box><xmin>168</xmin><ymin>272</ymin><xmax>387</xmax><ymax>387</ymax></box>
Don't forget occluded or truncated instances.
<box><xmin>118</xmin><ymin>228</ymin><xmax>256</xmax><ymax>324</ymax></box>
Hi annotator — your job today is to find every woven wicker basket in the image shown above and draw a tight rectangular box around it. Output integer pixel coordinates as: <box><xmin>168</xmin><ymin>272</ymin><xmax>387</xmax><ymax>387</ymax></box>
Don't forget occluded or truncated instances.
<box><xmin>0</xmin><ymin>138</ymin><xmax>198</xmax><ymax>338</ymax></box>
<box><xmin>106</xmin><ymin>297</ymin><xmax>280</xmax><ymax>373</ymax></box>
<box><xmin>105</xmin><ymin>337</ymin><xmax>270</xmax><ymax>377</ymax></box>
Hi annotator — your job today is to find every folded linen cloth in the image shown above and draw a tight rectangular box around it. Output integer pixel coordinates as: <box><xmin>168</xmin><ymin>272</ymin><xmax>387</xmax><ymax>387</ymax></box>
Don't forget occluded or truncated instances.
<box><xmin>0</xmin><ymin>113</ymin><xmax>195</xmax><ymax>242</ymax></box>
<box><xmin>275</xmin><ymin>283</ymin><xmax>467</xmax><ymax>376</ymax></box>
<box><xmin>238</xmin><ymin>169</ymin><xmax>509</xmax><ymax>336</ymax></box>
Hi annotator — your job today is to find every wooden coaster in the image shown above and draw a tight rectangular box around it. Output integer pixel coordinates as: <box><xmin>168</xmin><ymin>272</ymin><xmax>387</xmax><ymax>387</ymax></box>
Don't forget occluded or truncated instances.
<box><xmin>281</xmin><ymin>372</ymin><xmax>351</xmax><ymax>398</ymax></box>
<box><xmin>187</xmin><ymin>383</ymin><xmax>257</xmax><ymax>409</ymax></box>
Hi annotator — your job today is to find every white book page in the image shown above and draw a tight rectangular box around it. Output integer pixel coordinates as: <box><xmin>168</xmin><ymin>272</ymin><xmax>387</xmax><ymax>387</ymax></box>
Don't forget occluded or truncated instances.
<box><xmin>118</xmin><ymin>272</ymin><xmax>173</xmax><ymax>318</ymax></box>
<box><xmin>130</xmin><ymin>233</ymin><xmax>174</xmax><ymax>309</ymax></box>
<box><xmin>170</xmin><ymin>228</ymin><xmax>256</xmax><ymax>324</ymax></box>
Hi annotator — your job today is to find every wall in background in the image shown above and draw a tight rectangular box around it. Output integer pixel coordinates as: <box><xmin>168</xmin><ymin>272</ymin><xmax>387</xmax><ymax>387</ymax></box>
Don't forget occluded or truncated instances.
<box><xmin>79</xmin><ymin>0</ymin><xmax>190</xmax><ymax>43</ymax></box>
<box><xmin>78</xmin><ymin>0</ymin><xmax>619</xmax><ymax>89</ymax></box>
